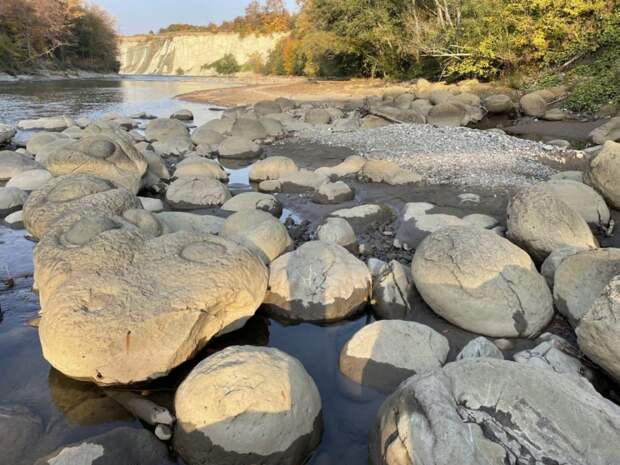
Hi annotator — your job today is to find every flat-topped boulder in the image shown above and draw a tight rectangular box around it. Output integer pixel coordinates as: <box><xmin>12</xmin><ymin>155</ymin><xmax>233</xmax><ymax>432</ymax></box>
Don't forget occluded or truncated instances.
<box><xmin>312</xmin><ymin>181</ymin><xmax>354</xmax><ymax>204</ymax></box>
<box><xmin>330</xmin><ymin>203</ymin><xmax>394</xmax><ymax>233</ymax></box>
<box><xmin>174</xmin><ymin>157</ymin><xmax>228</xmax><ymax>181</ymax></box>
<box><xmin>44</xmin><ymin>134</ymin><xmax>148</xmax><ymax>194</ymax></box>
<box><xmin>17</xmin><ymin>115</ymin><xmax>76</xmax><ymax>132</ymax></box>
<box><xmin>506</xmin><ymin>183</ymin><xmax>597</xmax><ymax>263</ymax></box>
<box><xmin>39</xmin><ymin>230</ymin><xmax>268</xmax><ymax>385</ymax></box>
<box><xmin>426</xmin><ymin>102</ymin><xmax>468</xmax><ymax>126</ymax></box>
<box><xmin>221</xmin><ymin>192</ymin><xmax>282</xmax><ymax>216</ymax></box>
<box><xmin>231</xmin><ymin>118</ymin><xmax>268</xmax><ymax>140</ymax></box>
<box><xmin>264</xmin><ymin>241</ymin><xmax>371</xmax><ymax>323</ymax></box>
<box><xmin>278</xmin><ymin>170</ymin><xmax>328</xmax><ymax>193</ymax></box>
<box><xmin>340</xmin><ymin>320</ymin><xmax>449</xmax><ymax>392</ymax></box>
<box><xmin>315</xmin><ymin>155</ymin><xmax>366</xmax><ymax>178</ymax></box>
<box><xmin>25</xmin><ymin>132</ymin><xmax>67</xmax><ymax>155</ymax></box>
<box><xmin>412</xmin><ymin>226</ymin><xmax>553</xmax><ymax>337</ymax></box>
<box><xmin>584</xmin><ymin>140</ymin><xmax>620</xmax><ymax>209</ymax></box>
<box><xmin>249</xmin><ymin>156</ymin><xmax>298</xmax><ymax>181</ymax></box>
<box><xmin>23</xmin><ymin>174</ymin><xmax>141</xmax><ymax>239</ymax></box>
<box><xmin>553</xmin><ymin>248</ymin><xmax>620</xmax><ymax>326</ymax></box>
<box><xmin>370</xmin><ymin>358</ymin><xmax>620</xmax><ymax>465</ymax></box>
<box><xmin>0</xmin><ymin>150</ymin><xmax>40</xmax><ymax>180</ymax></box>
<box><xmin>220</xmin><ymin>209</ymin><xmax>292</xmax><ymax>263</ymax></box>
<box><xmin>166</xmin><ymin>176</ymin><xmax>231</xmax><ymax>209</ymax></box>
<box><xmin>174</xmin><ymin>346</ymin><xmax>322</xmax><ymax>465</ymax></box>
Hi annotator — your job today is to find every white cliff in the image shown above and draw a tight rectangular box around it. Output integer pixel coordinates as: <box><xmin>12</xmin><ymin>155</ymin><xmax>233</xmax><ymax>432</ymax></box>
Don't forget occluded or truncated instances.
<box><xmin>119</xmin><ymin>32</ymin><xmax>286</xmax><ymax>76</ymax></box>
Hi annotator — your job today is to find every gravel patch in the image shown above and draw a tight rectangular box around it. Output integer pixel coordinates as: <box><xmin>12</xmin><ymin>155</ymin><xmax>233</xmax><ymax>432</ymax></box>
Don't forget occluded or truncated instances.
<box><xmin>297</xmin><ymin>123</ymin><xmax>574</xmax><ymax>188</ymax></box>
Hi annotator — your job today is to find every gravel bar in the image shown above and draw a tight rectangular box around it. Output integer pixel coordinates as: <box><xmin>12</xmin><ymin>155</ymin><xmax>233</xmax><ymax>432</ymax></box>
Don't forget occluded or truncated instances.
<box><xmin>298</xmin><ymin>123</ymin><xmax>571</xmax><ymax>188</ymax></box>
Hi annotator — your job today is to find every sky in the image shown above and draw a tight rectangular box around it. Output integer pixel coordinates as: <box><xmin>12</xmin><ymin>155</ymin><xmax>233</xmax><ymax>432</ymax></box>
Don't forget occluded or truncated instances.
<box><xmin>91</xmin><ymin>0</ymin><xmax>299</xmax><ymax>36</ymax></box>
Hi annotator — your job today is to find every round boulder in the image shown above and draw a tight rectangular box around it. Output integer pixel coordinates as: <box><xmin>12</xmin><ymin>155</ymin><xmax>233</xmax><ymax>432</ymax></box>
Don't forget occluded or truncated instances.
<box><xmin>412</xmin><ymin>226</ymin><xmax>553</xmax><ymax>337</ymax></box>
<box><xmin>249</xmin><ymin>156</ymin><xmax>298</xmax><ymax>182</ymax></box>
<box><xmin>44</xmin><ymin>134</ymin><xmax>148</xmax><ymax>194</ymax></box>
<box><xmin>191</xmin><ymin>125</ymin><xmax>225</xmax><ymax>146</ymax></box>
<box><xmin>426</xmin><ymin>102</ymin><xmax>468</xmax><ymax>126</ymax></box>
<box><xmin>583</xmin><ymin>140</ymin><xmax>620</xmax><ymax>209</ymax></box>
<box><xmin>39</xmin><ymin>232</ymin><xmax>268</xmax><ymax>384</ymax></box>
<box><xmin>166</xmin><ymin>176</ymin><xmax>231</xmax><ymax>209</ymax></box>
<box><xmin>316</xmin><ymin>217</ymin><xmax>357</xmax><ymax>252</ymax></box>
<box><xmin>369</xmin><ymin>358</ymin><xmax>620</xmax><ymax>465</ymax></box>
<box><xmin>484</xmin><ymin>94</ymin><xmax>513</xmax><ymax>114</ymax></box>
<box><xmin>220</xmin><ymin>209</ymin><xmax>292</xmax><ymax>263</ymax></box>
<box><xmin>264</xmin><ymin>241</ymin><xmax>372</xmax><ymax>323</ymax></box>
<box><xmin>339</xmin><ymin>320</ymin><xmax>449</xmax><ymax>393</ymax></box>
<box><xmin>171</xmin><ymin>109</ymin><xmax>194</xmax><ymax>121</ymax></box>
<box><xmin>312</xmin><ymin>181</ymin><xmax>354</xmax><ymax>204</ymax></box>
<box><xmin>231</xmin><ymin>118</ymin><xmax>268</xmax><ymax>140</ymax></box>
<box><xmin>6</xmin><ymin>169</ymin><xmax>52</xmax><ymax>191</ymax></box>
<box><xmin>305</xmin><ymin>108</ymin><xmax>332</xmax><ymax>125</ymax></box>
<box><xmin>174</xmin><ymin>157</ymin><xmax>228</xmax><ymax>181</ymax></box>
<box><xmin>174</xmin><ymin>346</ymin><xmax>322</xmax><ymax>465</ymax></box>
<box><xmin>520</xmin><ymin>92</ymin><xmax>547</xmax><ymax>117</ymax></box>
<box><xmin>23</xmin><ymin>174</ymin><xmax>141</xmax><ymax>239</ymax></box>
<box><xmin>506</xmin><ymin>183</ymin><xmax>597</xmax><ymax>263</ymax></box>
<box><xmin>0</xmin><ymin>186</ymin><xmax>28</xmax><ymax>215</ymax></box>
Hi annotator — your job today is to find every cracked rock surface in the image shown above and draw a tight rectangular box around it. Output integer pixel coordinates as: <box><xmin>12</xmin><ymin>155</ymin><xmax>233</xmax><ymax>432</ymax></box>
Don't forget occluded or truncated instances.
<box><xmin>370</xmin><ymin>358</ymin><xmax>620</xmax><ymax>465</ymax></box>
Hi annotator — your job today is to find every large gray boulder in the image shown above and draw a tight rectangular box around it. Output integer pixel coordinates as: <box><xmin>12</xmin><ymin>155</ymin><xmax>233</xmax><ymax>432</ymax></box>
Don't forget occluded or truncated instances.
<box><xmin>166</xmin><ymin>176</ymin><xmax>230</xmax><ymax>209</ymax></box>
<box><xmin>44</xmin><ymin>134</ymin><xmax>148</xmax><ymax>194</ymax></box>
<box><xmin>25</xmin><ymin>132</ymin><xmax>67</xmax><ymax>155</ymax></box>
<box><xmin>369</xmin><ymin>358</ymin><xmax>620</xmax><ymax>465</ymax></box>
<box><xmin>339</xmin><ymin>320</ymin><xmax>449</xmax><ymax>393</ymax></box>
<box><xmin>577</xmin><ymin>275</ymin><xmax>620</xmax><ymax>382</ymax></box>
<box><xmin>543</xmin><ymin>179</ymin><xmax>610</xmax><ymax>226</ymax></box>
<box><xmin>38</xmin><ymin>230</ymin><xmax>268</xmax><ymax>384</ymax></box>
<box><xmin>202</xmin><ymin>117</ymin><xmax>234</xmax><ymax>135</ymax></box>
<box><xmin>249</xmin><ymin>156</ymin><xmax>298</xmax><ymax>182</ymax></box>
<box><xmin>34</xmin><ymin>427</ymin><xmax>174</xmax><ymax>465</ymax></box>
<box><xmin>584</xmin><ymin>140</ymin><xmax>620</xmax><ymax>209</ymax></box>
<box><xmin>23</xmin><ymin>174</ymin><xmax>141</xmax><ymax>239</ymax></box>
<box><xmin>305</xmin><ymin>108</ymin><xmax>332</xmax><ymax>125</ymax></box>
<box><xmin>412</xmin><ymin>226</ymin><xmax>553</xmax><ymax>337</ymax></box>
<box><xmin>0</xmin><ymin>150</ymin><xmax>40</xmax><ymax>180</ymax></box>
<box><xmin>6</xmin><ymin>169</ymin><xmax>52</xmax><ymax>191</ymax></box>
<box><xmin>553</xmin><ymin>248</ymin><xmax>620</xmax><ymax>325</ymax></box>
<box><xmin>253</xmin><ymin>100</ymin><xmax>282</xmax><ymax>115</ymax></box>
<box><xmin>145</xmin><ymin>118</ymin><xmax>189</xmax><ymax>141</ymax></box>
<box><xmin>174</xmin><ymin>346</ymin><xmax>322</xmax><ymax>465</ymax></box>
<box><xmin>506</xmin><ymin>184</ymin><xmax>597</xmax><ymax>263</ymax></box>
<box><xmin>17</xmin><ymin>115</ymin><xmax>75</xmax><ymax>131</ymax></box>
<box><xmin>220</xmin><ymin>209</ymin><xmax>292</xmax><ymax>264</ymax></box>
<box><xmin>426</xmin><ymin>102</ymin><xmax>468</xmax><ymax>126</ymax></box>
<box><xmin>152</xmin><ymin>135</ymin><xmax>195</xmax><ymax>156</ymax></box>
<box><xmin>264</xmin><ymin>241</ymin><xmax>371</xmax><ymax>323</ymax></box>
<box><xmin>171</xmin><ymin>109</ymin><xmax>193</xmax><ymax>121</ymax></box>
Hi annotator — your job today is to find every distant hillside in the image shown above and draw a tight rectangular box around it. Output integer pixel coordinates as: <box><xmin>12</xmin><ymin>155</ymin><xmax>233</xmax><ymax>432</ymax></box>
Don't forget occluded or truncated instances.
<box><xmin>118</xmin><ymin>32</ymin><xmax>287</xmax><ymax>76</ymax></box>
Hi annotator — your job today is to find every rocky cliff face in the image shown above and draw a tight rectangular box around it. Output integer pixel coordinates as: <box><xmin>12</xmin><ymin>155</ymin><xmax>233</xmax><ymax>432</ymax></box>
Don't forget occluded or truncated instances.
<box><xmin>119</xmin><ymin>33</ymin><xmax>286</xmax><ymax>76</ymax></box>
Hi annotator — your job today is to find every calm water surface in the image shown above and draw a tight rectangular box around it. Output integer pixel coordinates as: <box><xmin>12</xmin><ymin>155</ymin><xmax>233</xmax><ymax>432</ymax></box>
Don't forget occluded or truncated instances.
<box><xmin>0</xmin><ymin>77</ymin><xmax>385</xmax><ymax>465</ymax></box>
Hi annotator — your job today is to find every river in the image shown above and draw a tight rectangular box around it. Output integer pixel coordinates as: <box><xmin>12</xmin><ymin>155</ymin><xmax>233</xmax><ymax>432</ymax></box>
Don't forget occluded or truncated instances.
<box><xmin>0</xmin><ymin>76</ymin><xmax>386</xmax><ymax>465</ymax></box>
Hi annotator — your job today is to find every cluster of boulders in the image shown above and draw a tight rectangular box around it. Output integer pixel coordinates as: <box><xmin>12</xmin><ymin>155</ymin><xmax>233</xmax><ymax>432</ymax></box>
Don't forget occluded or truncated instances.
<box><xmin>1</xmin><ymin>98</ymin><xmax>620</xmax><ymax>465</ymax></box>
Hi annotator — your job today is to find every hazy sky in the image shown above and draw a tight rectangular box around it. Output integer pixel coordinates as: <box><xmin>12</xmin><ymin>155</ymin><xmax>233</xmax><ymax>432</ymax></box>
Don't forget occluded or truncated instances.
<box><xmin>92</xmin><ymin>0</ymin><xmax>298</xmax><ymax>35</ymax></box>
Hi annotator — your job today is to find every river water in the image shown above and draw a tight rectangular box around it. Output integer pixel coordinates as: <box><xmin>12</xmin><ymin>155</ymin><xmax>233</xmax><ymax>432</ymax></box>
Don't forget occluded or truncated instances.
<box><xmin>0</xmin><ymin>76</ymin><xmax>386</xmax><ymax>465</ymax></box>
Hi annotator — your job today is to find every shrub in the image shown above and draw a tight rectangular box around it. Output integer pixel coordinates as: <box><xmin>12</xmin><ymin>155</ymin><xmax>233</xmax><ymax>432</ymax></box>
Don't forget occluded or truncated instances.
<box><xmin>208</xmin><ymin>54</ymin><xmax>241</xmax><ymax>75</ymax></box>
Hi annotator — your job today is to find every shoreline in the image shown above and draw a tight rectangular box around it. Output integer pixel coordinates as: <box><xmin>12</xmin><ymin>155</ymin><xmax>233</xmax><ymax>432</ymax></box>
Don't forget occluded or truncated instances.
<box><xmin>0</xmin><ymin>70</ymin><xmax>121</xmax><ymax>83</ymax></box>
